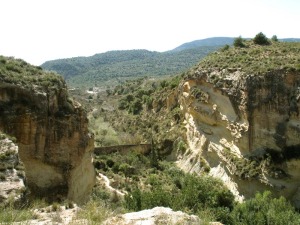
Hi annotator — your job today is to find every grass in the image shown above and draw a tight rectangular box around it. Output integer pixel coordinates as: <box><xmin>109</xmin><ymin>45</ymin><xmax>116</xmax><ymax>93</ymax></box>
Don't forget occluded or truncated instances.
<box><xmin>74</xmin><ymin>200</ymin><xmax>113</xmax><ymax>224</ymax></box>
<box><xmin>0</xmin><ymin>201</ymin><xmax>36</xmax><ymax>223</ymax></box>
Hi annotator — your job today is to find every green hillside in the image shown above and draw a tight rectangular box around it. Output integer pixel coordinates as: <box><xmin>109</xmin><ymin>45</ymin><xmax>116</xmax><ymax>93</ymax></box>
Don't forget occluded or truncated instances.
<box><xmin>41</xmin><ymin>46</ymin><xmax>220</xmax><ymax>88</ymax></box>
<box><xmin>192</xmin><ymin>41</ymin><xmax>300</xmax><ymax>76</ymax></box>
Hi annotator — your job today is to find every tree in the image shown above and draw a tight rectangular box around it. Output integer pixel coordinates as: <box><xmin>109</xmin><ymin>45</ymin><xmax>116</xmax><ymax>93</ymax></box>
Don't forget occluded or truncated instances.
<box><xmin>253</xmin><ymin>32</ymin><xmax>270</xmax><ymax>45</ymax></box>
<box><xmin>271</xmin><ymin>35</ymin><xmax>279</xmax><ymax>42</ymax></box>
<box><xmin>233</xmin><ymin>36</ymin><xmax>245</xmax><ymax>48</ymax></box>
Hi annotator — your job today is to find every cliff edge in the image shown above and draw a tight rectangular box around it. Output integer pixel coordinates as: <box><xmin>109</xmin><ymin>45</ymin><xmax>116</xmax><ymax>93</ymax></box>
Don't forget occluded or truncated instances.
<box><xmin>0</xmin><ymin>56</ymin><xmax>95</xmax><ymax>203</ymax></box>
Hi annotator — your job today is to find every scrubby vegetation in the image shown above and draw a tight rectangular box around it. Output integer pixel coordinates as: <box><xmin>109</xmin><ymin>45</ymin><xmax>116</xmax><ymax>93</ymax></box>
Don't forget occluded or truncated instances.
<box><xmin>90</xmin><ymin>151</ymin><xmax>300</xmax><ymax>225</ymax></box>
<box><xmin>231</xmin><ymin>191</ymin><xmax>300</xmax><ymax>225</ymax></box>
<box><xmin>0</xmin><ymin>56</ymin><xmax>65</xmax><ymax>91</ymax></box>
<box><xmin>88</xmin><ymin>75</ymin><xmax>185</xmax><ymax>148</ymax></box>
<box><xmin>193</xmin><ymin>39</ymin><xmax>300</xmax><ymax>76</ymax></box>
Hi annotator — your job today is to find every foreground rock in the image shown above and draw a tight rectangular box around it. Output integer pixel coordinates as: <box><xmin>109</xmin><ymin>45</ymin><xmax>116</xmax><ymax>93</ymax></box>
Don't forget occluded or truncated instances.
<box><xmin>0</xmin><ymin>135</ymin><xmax>25</xmax><ymax>204</ymax></box>
<box><xmin>176</xmin><ymin>42</ymin><xmax>300</xmax><ymax>205</ymax></box>
<box><xmin>0</xmin><ymin>57</ymin><xmax>95</xmax><ymax>203</ymax></box>
<box><xmin>103</xmin><ymin>207</ymin><xmax>202</xmax><ymax>225</ymax></box>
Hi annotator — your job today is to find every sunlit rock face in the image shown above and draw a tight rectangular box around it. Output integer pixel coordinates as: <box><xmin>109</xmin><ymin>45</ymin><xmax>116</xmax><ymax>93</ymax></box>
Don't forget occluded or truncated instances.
<box><xmin>177</xmin><ymin>68</ymin><xmax>300</xmax><ymax>205</ymax></box>
<box><xmin>0</xmin><ymin>81</ymin><xmax>95</xmax><ymax>204</ymax></box>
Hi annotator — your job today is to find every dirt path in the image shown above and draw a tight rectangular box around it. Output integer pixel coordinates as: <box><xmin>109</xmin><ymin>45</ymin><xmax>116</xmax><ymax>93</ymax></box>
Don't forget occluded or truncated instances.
<box><xmin>97</xmin><ymin>173</ymin><xmax>126</xmax><ymax>197</ymax></box>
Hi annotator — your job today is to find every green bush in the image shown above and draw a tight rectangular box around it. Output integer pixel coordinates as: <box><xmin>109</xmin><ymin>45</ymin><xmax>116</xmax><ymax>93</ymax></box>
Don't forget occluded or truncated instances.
<box><xmin>233</xmin><ymin>36</ymin><xmax>246</xmax><ymax>48</ymax></box>
<box><xmin>253</xmin><ymin>32</ymin><xmax>270</xmax><ymax>45</ymax></box>
<box><xmin>231</xmin><ymin>191</ymin><xmax>300</xmax><ymax>225</ymax></box>
<box><xmin>125</xmin><ymin>173</ymin><xmax>235</xmax><ymax>224</ymax></box>
<box><xmin>128</xmin><ymin>99</ymin><xmax>143</xmax><ymax>114</ymax></box>
<box><xmin>118</xmin><ymin>163</ymin><xmax>135</xmax><ymax>176</ymax></box>
<box><xmin>271</xmin><ymin>35</ymin><xmax>279</xmax><ymax>42</ymax></box>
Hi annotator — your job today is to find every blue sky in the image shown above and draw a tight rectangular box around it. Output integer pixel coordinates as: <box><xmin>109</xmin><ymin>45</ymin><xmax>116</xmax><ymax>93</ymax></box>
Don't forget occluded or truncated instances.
<box><xmin>0</xmin><ymin>0</ymin><xmax>299</xmax><ymax>65</ymax></box>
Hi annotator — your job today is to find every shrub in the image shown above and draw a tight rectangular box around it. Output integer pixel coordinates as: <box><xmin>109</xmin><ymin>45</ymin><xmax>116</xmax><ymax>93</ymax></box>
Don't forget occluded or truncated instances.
<box><xmin>221</xmin><ymin>44</ymin><xmax>230</xmax><ymax>51</ymax></box>
<box><xmin>253</xmin><ymin>32</ymin><xmax>270</xmax><ymax>45</ymax></box>
<box><xmin>128</xmin><ymin>99</ymin><xmax>143</xmax><ymax>115</ymax></box>
<box><xmin>271</xmin><ymin>35</ymin><xmax>279</xmax><ymax>42</ymax></box>
<box><xmin>118</xmin><ymin>163</ymin><xmax>135</xmax><ymax>176</ymax></box>
<box><xmin>233</xmin><ymin>36</ymin><xmax>246</xmax><ymax>48</ymax></box>
<box><xmin>231</xmin><ymin>191</ymin><xmax>300</xmax><ymax>225</ymax></box>
<box><xmin>106</xmin><ymin>159</ymin><xmax>115</xmax><ymax>168</ymax></box>
<box><xmin>125</xmin><ymin>173</ymin><xmax>235</xmax><ymax>221</ymax></box>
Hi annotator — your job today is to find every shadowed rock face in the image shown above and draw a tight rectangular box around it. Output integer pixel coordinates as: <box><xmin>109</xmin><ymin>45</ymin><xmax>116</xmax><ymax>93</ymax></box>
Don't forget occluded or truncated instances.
<box><xmin>0</xmin><ymin>82</ymin><xmax>95</xmax><ymax>204</ymax></box>
<box><xmin>177</xmin><ymin>68</ymin><xmax>300</xmax><ymax>205</ymax></box>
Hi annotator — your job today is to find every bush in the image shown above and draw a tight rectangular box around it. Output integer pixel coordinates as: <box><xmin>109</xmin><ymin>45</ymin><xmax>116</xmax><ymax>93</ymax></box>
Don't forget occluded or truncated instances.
<box><xmin>271</xmin><ymin>35</ymin><xmax>279</xmax><ymax>42</ymax></box>
<box><xmin>233</xmin><ymin>36</ymin><xmax>246</xmax><ymax>48</ymax></box>
<box><xmin>231</xmin><ymin>191</ymin><xmax>300</xmax><ymax>225</ymax></box>
<box><xmin>253</xmin><ymin>32</ymin><xmax>270</xmax><ymax>45</ymax></box>
<box><xmin>128</xmin><ymin>99</ymin><xmax>143</xmax><ymax>115</ymax></box>
<box><xmin>125</xmin><ymin>173</ymin><xmax>235</xmax><ymax>222</ymax></box>
<box><xmin>221</xmin><ymin>44</ymin><xmax>230</xmax><ymax>51</ymax></box>
<box><xmin>118</xmin><ymin>163</ymin><xmax>135</xmax><ymax>176</ymax></box>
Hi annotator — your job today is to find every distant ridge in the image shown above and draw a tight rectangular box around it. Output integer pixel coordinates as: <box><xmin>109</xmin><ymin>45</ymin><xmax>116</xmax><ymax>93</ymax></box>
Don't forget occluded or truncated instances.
<box><xmin>171</xmin><ymin>37</ymin><xmax>235</xmax><ymax>52</ymax></box>
<box><xmin>171</xmin><ymin>37</ymin><xmax>300</xmax><ymax>52</ymax></box>
<box><xmin>281</xmin><ymin>38</ymin><xmax>300</xmax><ymax>42</ymax></box>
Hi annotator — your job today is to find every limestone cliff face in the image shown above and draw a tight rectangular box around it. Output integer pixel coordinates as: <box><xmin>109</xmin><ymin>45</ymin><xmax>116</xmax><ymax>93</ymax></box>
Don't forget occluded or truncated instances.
<box><xmin>177</xmin><ymin>49</ymin><xmax>300</xmax><ymax>204</ymax></box>
<box><xmin>0</xmin><ymin>58</ymin><xmax>95</xmax><ymax>203</ymax></box>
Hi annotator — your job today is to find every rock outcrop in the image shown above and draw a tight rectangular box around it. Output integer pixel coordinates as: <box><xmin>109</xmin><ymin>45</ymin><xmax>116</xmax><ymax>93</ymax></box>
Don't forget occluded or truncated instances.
<box><xmin>176</xmin><ymin>42</ymin><xmax>300</xmax><ymax>204</ymax></box>
<box><xmin>103</xmin><ymin>207</ymin><xmax>202</xmax><ymax>225</ymax></box>
<box><xmin>0</xmin><ymin>134</ymin><xmax>25</xmax><ymax>204</ymax></box>
<box><xmin>0</xmin><ymin>57</ymin><xmax>95</xmax><ymax>203</ymax></box>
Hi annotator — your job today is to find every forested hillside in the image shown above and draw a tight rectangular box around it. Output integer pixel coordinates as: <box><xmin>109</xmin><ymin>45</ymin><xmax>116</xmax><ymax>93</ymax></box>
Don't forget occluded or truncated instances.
<box><xmin>41</xmin><ymin>37</ymin><xmax>300</xmax><ymax>89</ymax></box>
<box><xmin>41</xmin><ymin>46</ymin><xmax>220</xmax><ymax>88</ymax></box>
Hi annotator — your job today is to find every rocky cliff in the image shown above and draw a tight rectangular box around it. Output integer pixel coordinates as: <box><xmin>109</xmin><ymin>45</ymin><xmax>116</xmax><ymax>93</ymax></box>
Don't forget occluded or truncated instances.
<box><xmin>0</xmin><ymin>56</ymin><xmax>95</xmax><ymax>203</ymax></box>
<box><xmin>176</xmin><ymin>42</ymin><xmax>300</xmax><ymax>205</ymax></box>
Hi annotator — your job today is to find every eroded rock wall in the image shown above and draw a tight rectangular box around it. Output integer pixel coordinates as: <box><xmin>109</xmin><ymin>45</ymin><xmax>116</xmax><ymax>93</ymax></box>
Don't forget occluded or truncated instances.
<box><xmin>177</xmin><ymin>69</ymin><xmax>300</xmax><ymax>204</ymax></box>
<box><xmin>0</xmin><ymin>83</ymin><xmax>95</xmax><ymax>203</ymax></box>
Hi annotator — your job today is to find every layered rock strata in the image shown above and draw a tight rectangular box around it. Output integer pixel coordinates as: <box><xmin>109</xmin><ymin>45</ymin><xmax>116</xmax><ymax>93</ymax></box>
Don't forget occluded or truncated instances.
<box><xmin>0</xmin><ymin>58</ymin><xmax>95</xmax><ymax>203</ymax></box>
<box><xmin>177</xmin><ymin>43</ymin><xmax>300</xmax><ymax>205</ymax></box>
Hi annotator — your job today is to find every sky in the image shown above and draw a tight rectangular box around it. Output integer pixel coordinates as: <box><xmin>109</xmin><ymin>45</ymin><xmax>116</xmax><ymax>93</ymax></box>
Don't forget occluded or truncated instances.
<box><xmin>1</xmin><ymin>0</ymin><xmax>299</xmax><ymax>66</ymax></box>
